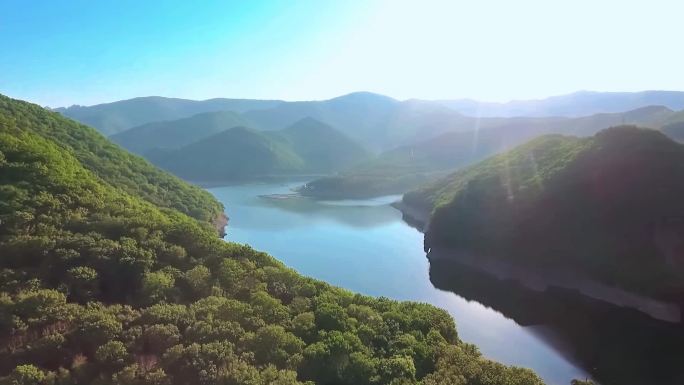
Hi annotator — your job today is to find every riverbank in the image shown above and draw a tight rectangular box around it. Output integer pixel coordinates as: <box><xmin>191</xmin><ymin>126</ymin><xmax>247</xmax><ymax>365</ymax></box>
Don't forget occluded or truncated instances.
<box><xmin>390</xmin><ymin>200</ymin><xmax>431</xmax><ymax>232</ymax></box>
<box><xmin>428</xmin><ymin>247</ymin><xmax>682</xmax><ymax>323</ymax></box>
<box><xmin>191</xmin><ymin>175</ymin><xmax>328</xmax><ymax>188</ymax></box>
<box><xmin>391</xmin><ymin>198</ymin><xmax>682</xmax><ymax>323</ymax></box>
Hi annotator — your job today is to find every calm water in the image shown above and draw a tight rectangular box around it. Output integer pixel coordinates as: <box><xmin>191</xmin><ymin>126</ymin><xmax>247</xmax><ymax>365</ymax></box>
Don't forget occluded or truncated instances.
<box><xmin>207</xmin><ymin>181</ymin><xmax>589</xmax><ymax>385</ymax></box>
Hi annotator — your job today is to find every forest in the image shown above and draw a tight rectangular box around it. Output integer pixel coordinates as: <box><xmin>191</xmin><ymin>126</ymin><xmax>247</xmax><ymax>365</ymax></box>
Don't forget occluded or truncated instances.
<box><xmin>0</xmin><ymin>95</ymin><xmax>545</xmax><ymax>384</ymax></box>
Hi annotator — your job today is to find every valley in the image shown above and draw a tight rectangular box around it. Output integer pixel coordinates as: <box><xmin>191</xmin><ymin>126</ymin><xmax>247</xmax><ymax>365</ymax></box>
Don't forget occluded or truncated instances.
<box><xmin>5</xmin><ymin>3</ymin><xmax>684</xmax><ymax>384</ymax></box>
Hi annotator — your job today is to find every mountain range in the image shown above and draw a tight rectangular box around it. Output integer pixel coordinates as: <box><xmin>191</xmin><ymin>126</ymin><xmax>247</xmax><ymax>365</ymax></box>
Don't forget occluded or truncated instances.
<box><xmin>432</xmin><ymin>90</ymin><xmax>684</xmax><ymax>117</ymax></box>
<box><xmin>147</xmin><ymin>118</ymin><xmax>370</xmax><ymax>182</ymax></box>
<box><xmin>111</xmin><ymin>110</ymin><xmax>258</xmax><ymax>155</ymax></box>
<box><xmin>57</xmin><ymin>90</ymin><xmax>684</xmax><ymax>150</ymax></box>
<box><xmin>54</xmin><ymin>96</ymin><xmax>282</xmax><ymax>136</ymax></box>
<box><xmin>301</xmin><ymin>105</ymin><xmax>680</xmax><ymax>198</ymax></box>
<box><xmin>55</xmin><ymin>90</ymin><xmax>684</xmax><ymax>196</ymax></box>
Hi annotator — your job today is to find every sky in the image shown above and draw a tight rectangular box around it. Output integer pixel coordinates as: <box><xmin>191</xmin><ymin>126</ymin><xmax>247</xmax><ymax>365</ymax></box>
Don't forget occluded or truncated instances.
<box><xmin>1</xmin><ymin>0</ymin><xmax>683</xmax><ymax>107</ymax></box>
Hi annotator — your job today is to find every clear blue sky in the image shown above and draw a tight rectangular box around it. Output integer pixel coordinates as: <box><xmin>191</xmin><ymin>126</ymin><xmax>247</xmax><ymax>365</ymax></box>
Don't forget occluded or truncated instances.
<box><xmin>1</xmin><ymin>0</ymin><xmax>683</xmax><ymax>107</ymax></box>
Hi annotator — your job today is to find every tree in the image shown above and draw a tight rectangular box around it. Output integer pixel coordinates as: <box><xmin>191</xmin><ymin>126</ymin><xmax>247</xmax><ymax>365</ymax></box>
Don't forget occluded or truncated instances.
<box><xmin>140</xmin><ymin>270</ymin><xmax>175</xmax><ymax>304</ymax></box>
<box><xmin>72</xmin><ymin>305</ymin><xmax>123</xmax><ymax>353</ymax></box>
<box><xmin>378</xmin><ymin>356</ymin><xmax>416</xmax><ymax>384</ymax></box>
<box><xmin>14</xmin><ymin>289</ymin><xmax>70</xmax><ymax>328</ymax></box>
<box><xmin>183</xmin><ymin>265</ymin><xmax>212</xmax><ymax>298</ymax></box>
<box><xmin>2</xmin><ymin>365</ymin><xmax>45</xmax><ymax>385</ymax></box>
<box><xmin>250</xmin><ymin>291</ymin><xmax>289</xmax><ymax>324</ymax></box>
<box><xmin>142</xmin><ymin>324</ymin><xmax>181</xmax><ymax>354</ymax></box>
<box><xmin>216</xmin><ymin>258</ymin><xmax>246</xmax><ymax>295</ymax></box>
<box><xmin>249</xmin><ymin>325</ymin><xmax>304</xmax><ymax>369</ymax></box>
<box><xmin>95</xmin><ymin>340</ymin><xmax>130</xmax><ymax>371</ymax></box>
<box><xmin>314</xmin><ymin>302</ymin><xmax>350</xmax><ymax>331</ymax></box>
<box><xmin>66</xmin><ymin>266</ymin><xmax>99</xmax><ymax>302</ymax></box>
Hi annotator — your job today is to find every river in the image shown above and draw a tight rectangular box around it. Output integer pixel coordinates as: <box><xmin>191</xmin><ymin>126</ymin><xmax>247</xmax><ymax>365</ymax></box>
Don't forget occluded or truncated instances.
<box><xmin>207</xmin><ymin>181</ymin><xmax>590</xmax><ymax>385</ymax></box>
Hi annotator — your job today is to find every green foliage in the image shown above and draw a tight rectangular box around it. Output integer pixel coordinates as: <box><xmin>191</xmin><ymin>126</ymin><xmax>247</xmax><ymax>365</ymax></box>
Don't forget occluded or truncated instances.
<box><xmin>147</xmin><ymin>126</ymin><xmax>305</xmax><ymax>181</ymax></box>
<box><xmin>2</xmin><ymin>365</ymin><xmax>45</xmax><ymax>385</ymax></box>
<box><xmin>301</xmin><ymin>104</ymin><xmax>677</xmax><ymax>199</ymax></box>
<box><xmin>0</xmin><ymin>94</ymin><xmax>222</xmax><ymax>222</ymax></box>
<box><xmin>141</xmin><ymin>271</ymin><xmax>175</xmax><ymax>304</ymax></box>
<box><xmin>95</xmin><ymin>341</ymin><xmax>130</xmax><ymax>371</ymax></box>
<box><xmin>413</xmin><ymin>126</ymin><xmax>684</xmax><ymax>297</ymax></box>
<box><xmin>0</xmin><ymin>94</ymin><xmax>544</xmax><ymax>385</ymax></box>
<box><xmin>146</xmin><ymin>118</ymin><xmax>369</xmax><ymax>182</ymax></box>
<box><xmin>111</xmin><ymin>110</ymin><xmax>259</xmax><ymax>154</ymax></box>
<box><xmin>277</xmin><ymin>117</ymin><xmax>370</xmax><ymax>172</ymax></box>
<box><xmin>300</xmin><ymin>130</ymin><xmax>495</xmax><ymax>198</ymax></box>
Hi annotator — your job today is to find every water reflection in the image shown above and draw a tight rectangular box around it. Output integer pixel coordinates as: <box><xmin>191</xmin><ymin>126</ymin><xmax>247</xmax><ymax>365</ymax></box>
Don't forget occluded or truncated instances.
<box><xmin>429</xmin><ymin>258</ymin><xmax>684</xmax><ymax>385</ymax></box>
<box><xmin>207</xmin><ymin>181</ymin><xmax>590</xmax><ymax>385</ymax></box>
<box><xmin>260</xmin><ymin>194</ymin><xmax>402</xmax><ymax>228</ymax></box>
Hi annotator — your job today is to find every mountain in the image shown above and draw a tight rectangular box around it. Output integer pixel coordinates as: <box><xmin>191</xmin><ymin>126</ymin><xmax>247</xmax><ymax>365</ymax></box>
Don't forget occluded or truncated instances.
<box><xmin>243</xmin><ymin>92</ymin><xmax>497</xmax><ymax>151</ymax></box>
<box><xmin>111</xmin><ymin>110</ymin><xmax>258</xmax><ymax>155</ymax></box>
<box><xmin>299</xmin><ymin>130</ymin><xmax>494</xmax><ymax>198</ymax></box>
<box><xmin>148</xmin><ymin>126</ymin><xmax>305</xmax><ymax>181</ymax></box>
<box><xmin>243</xmin><ymin>92</ymin><xmax>402</xmax><ymax>149</ymax></box>
<box><xmin>301</xmin><ymin>106</ymin><xmax>676</xmax><ymax>198</ymax></box>
<box><xmin>55</xmin><ymin>96</ymin><xmax>282</xmax><ymax>135</ymax></box>
<box><xmin>0</xmin><ymin>93</ymin><xmax>542</xmax><ymax>385</ymax></box>
<box><xmin>661</xmin><ymin>110</ymin><xmax>684</xmax><ymax>142</ymax></box>
<box><xmin>405</xmin><ymin>126</ymin><xmax>684</xmax><ymax>298</ymax></box>
<box><xmin>277</xmin><ymin>117</ymin><xmax>370</xmax><ymax>172</ymax></box>
<box><xmin>0</xmin><ymin>94</ymin><xmax>222</xmax><ymax>223</ymax></box>
<box><xmin>58</xmin><ymin>91</ymin><xmax>684</xmax><ymax>151</ymax></box>
<box><xmin>662</xmin><ymin>122</ymin><xmax>684</xmax><ymax>143</ymax></box>
<box><xmin>147</xmin><ymin>118</ymin><xmax>370</xmax><ymax>182</ymax></box>
<box><xmin>435</xmin><ymin>90</ymin><xmax>684</xmax><ymax>117</ymax></box>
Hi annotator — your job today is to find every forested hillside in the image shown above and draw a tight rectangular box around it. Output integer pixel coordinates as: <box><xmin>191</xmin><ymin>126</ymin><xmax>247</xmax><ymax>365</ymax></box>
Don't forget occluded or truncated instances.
<box><xmin>662</xmin><ymin>122</ymin><xmax>684</xmax><ymax>143</ymax></box>
<box><xmin>406</xmin><ymin>126</ymin><xmax>684</xmax><ymax>297</ymax></box>
<box><xmin>0</xmin><ymin>94</ymin><xmax>543</xmax><ymax>385</ymax></box>
<box><xmin>301</xmin><ymin>106</ymin><xmax>675</xmax><ymax>199</ymax></box>
<box><xmin>277</xmin><ymin>118</ymin><xmax>370</xmax><ymax>172</ymax></box>
<box><xmin>147</xmin><ymin>126</ymin><xmax>305</xmax><ymax>181</ymax></box>
<box><xmin>57</xmin><ymin>91</ymin><xmax>683</xmax><ymax>153</ymax></box>
<box><xmin>0</xmin><ymin>95</ymin><xmax>222</xmax><ymax>223</ymax></box>
<box><xmin>111</xmin><ymin>111</ymin><xmax>258</xmax><ymax>155</ymax></box>
<box><xmin>299</xmin><ymin>130</ymin><xmax>500</xmax><ymax>199</ymax></box>
<box><xmin>147</xmin><ymin>119</ymin><xmax>369</xmax><ymax>182</ymax></box>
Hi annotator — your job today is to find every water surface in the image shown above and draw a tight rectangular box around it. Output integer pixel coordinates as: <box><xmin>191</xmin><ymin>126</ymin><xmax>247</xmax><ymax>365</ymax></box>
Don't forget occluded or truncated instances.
<box><xmin>208</xmin><ymin>181</ymin><xmax>589</xmax><ymax>385</ymax></box>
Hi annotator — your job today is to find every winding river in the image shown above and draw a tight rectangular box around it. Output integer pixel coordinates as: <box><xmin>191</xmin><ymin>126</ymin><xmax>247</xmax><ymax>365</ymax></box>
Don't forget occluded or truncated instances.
<box><xmin>207</xmin><ymin>181</ymin><xmax>590</xmax><ymax>385</ymax></box>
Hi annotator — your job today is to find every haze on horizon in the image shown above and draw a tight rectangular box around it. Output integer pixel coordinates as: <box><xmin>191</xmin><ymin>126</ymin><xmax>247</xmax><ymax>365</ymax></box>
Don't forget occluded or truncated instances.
<box><xmin>1</xmin><ymin>0</ymin><xmax>683</xmax><ymax>107</ymax></box>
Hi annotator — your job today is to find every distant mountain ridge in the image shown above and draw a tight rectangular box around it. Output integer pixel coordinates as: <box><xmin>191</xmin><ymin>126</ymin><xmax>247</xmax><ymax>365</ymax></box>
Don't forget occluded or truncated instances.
<box><xmin>301</xmin><ymin>105</ymin><xmax>678</xmax><ymax>198</ymax></box>
<box><xmin>54</xmin><ymin>96</ymin><xmax>282</xmax><ymax>135</ymax></box>
<box><xmin>111</xmin><ymin>110</ymin><xmax>259</xmax><ymax>154</ymax></box>
<box><xmin>432</xmin><ymin>90</ymin><xmax>684</xmax><ymax>117</ymax></box>
<box><xmin>58</xmin><ymin>90</ymin><xmax>684</xmax><ymax>150</ymax></box>
<box><xmin>147</xmin><ymin>118</ymin><xmax>370</xmax><ymax>182</ymax></box>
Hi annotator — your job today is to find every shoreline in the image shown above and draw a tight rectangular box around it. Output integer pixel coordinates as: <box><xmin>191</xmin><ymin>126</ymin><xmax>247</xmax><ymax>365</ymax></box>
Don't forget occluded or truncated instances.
<box><xmin>390</xmin><ymin>200</ymin><xmax>431</xmax><ymax>232</ymax></box>
<box><xmin>391</xmin><ymin>199</ymin><xmax>683</xmax><ymax>324</ymax></box>
<box><xmin>428</xmin><ymin>247</ymin><xmax>682</xmax><ymax>323</ymax></box>
<box><xmin>190</xmin><ymin>175</ymin><xmax>327</xmax><ymax>188</ymax></box>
